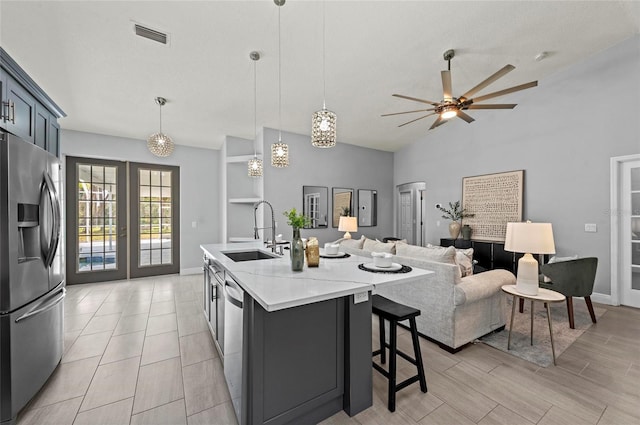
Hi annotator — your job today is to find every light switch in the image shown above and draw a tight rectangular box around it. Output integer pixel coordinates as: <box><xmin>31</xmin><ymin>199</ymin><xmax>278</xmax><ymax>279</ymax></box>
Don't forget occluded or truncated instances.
<box><xmin>584</xmin><ymin>223</ymin><xmax>597</xmax><ymax>233</ymax></box>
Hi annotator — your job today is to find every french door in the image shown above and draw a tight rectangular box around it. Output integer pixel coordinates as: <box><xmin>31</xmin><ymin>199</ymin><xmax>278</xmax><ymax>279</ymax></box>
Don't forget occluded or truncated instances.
<box><xmin>129</xmin><ymin>162</ymin><xmax>180</xmax><ymax>278</ymax></box>
<box><xmin>65</xmin><ymin>158</ymin><xmax>180</xmax><ymax>284</ymax></box>
<box><xmin>620</xmin><ymin>158</ymin><xmax>640</xmax><ymax>307</ymax></box>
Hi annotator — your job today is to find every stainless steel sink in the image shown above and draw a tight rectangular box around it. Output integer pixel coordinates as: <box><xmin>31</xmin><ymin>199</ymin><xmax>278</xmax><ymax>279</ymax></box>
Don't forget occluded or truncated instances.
<box><xmin>222</xmin><ymin>250</ymin><xmax>279</xmax><ymax>262</ymax></box>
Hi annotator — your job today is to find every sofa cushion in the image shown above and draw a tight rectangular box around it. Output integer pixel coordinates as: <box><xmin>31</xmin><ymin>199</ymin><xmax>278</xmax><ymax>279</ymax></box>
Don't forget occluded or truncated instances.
<box><xmin>395</xmin><ymin>243</ymin><xmax>458</xmax><ymax>267</ymax></box>
<box><xmin>340</xmin><ymin>235</ymin><xmax>365</xmax><ymax>250</ymax></box>
<box><xmin>363</xmin><ymin>237</ymin><xmax>396</xmax><ymax>253</ymax></box>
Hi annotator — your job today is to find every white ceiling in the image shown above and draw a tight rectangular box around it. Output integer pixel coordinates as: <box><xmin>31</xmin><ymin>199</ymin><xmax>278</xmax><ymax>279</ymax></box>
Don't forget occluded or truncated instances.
<box><xmin>1</xmin><ymin>1</ymin><xmax>638</xmax><ymax>152</ymax></box>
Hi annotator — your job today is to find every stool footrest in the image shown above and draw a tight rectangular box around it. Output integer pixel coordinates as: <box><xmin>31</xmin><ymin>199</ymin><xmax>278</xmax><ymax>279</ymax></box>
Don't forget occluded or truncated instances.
<box><xmin>378</xmin><ymin>343</ymin><xmax>418</xmax><ymax>367</ymax></box>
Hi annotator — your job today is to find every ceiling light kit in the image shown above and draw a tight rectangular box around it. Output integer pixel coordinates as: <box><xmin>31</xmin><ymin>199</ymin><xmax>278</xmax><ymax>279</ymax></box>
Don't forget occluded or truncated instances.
<box><xmin>311</xmin><ymin>0</ymin><xmax>337</xmax><ymax>148</ymax></box>
<box><xmin>248</xmin><ymin>51</ymin><xmax>263</xmax><ymax>177</ymax></box>
<box><xmin>383</xmin><ymin>49</ymin><xmax>538</xmax><ymax>130</ymax></box>
<box><xmin>147</xmin><ymin>97</ymin><xmax>175</xmax><ymax>157</ymax></box>
<box><xmin>271</xmin><ymin>0</ymin><xmax>289</xmax><ymax>168</ymax></box>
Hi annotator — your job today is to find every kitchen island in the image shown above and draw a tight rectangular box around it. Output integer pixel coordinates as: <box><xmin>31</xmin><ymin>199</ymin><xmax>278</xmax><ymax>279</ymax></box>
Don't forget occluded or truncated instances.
<box><xmin>201</xmin><ymin>242</ymin><xmax>432</xmax><ymax>425</ymax></box>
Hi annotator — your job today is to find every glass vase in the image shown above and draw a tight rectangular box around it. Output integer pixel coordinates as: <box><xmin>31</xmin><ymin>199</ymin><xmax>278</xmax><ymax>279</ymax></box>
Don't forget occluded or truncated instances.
<box><xmin>290</xmin><ymin>228</ymin><xmax>304</xmax><ymax>271</ymax></box>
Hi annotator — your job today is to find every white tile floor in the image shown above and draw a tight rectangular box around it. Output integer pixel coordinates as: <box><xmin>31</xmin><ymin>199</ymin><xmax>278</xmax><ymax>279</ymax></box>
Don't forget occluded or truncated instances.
<box><xmin>17</xmin><ymin>274</ymin><xmax>237</xmax><ymax>425</ymax></box>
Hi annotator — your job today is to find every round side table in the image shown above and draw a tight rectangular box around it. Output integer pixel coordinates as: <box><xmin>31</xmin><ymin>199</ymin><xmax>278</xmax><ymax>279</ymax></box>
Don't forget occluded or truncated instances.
<box><xmin>501</xmin><ymin>285</ymin><xmax>565</xmax><ymax>365</ymax></box>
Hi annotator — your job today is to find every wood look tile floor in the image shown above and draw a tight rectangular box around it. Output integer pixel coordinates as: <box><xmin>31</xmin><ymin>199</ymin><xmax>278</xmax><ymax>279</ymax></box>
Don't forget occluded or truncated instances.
<box><xmin>16</xmin><ymin>274</ymin><xmax>640</xmax><ymax>425</ymax></box>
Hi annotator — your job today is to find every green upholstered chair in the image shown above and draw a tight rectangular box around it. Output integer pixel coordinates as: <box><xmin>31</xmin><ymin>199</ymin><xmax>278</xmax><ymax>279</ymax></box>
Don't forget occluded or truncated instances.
<box><xmin>539</xmin><ymin>257</ymin><xmax>598</xmax><ymax>329</ymax></box>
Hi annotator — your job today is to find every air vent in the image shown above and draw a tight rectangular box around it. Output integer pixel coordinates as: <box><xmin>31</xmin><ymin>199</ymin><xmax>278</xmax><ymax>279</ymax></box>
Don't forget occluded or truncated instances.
<box><xmin>134</xmin><ymin>24</ymin><xmax>168</xmax><ymax>45</ymax></box>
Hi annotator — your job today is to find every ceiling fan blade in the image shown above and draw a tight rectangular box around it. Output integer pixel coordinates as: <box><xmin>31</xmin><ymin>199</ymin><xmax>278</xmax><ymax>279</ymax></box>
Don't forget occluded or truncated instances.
<box><xmin>466</xmin><ymin>104</ymin><xmax>517</xmax><ymax>109</ymax></box>
<box><xmin>398</xmin><ymin>113</ymin><xmax>437</xmax><ymax>127</ymax></box>
<box><xmin>460</xmin><ymin>64</ymin><xmax>515</xmax><ymax>100</ymax></box>
<box><xmin>456</xmin><ymin>110</ymin><xmax>475</xmax><ymax>123</ymax></box>
<box><xmin>392</xmin><ymin>94</ymin><xmax>440</xmax><ymax>106</ymax></box>
<box><xmin>470</xmin><ymin>81</ymin><xmax>538</xmax><ymax>103</ymax></box>
<box><xmin>429</xmin><ymin>116</ymin><xmax>447</xmax><ymax>130</ymax></box>
<box><xmin>441</xmin><ymin>70</ymin><xmax>452</xmax><ymax>100</ymax></box>
<box><xmin>381</xmin><ymin>108</ymin><xmax>436</xmax><ymax>117</ymax></box>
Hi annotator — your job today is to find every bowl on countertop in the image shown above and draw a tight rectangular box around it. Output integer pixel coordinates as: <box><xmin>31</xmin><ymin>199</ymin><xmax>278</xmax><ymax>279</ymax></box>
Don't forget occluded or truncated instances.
<box><xmin>371</xmin><ymin>252</ymin><xmax>393</xmax><ymax>268</ymax></box>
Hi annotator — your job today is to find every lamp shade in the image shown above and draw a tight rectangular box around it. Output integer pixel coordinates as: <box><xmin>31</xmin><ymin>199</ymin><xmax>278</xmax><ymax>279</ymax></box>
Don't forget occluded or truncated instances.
<box><xmin>338</xmin><ymin>216</ymin><xmax>358</xmax><ymax>233</ymax></box>
<box><xmin>504</xmin><ymin>222</ymin><xmax>556</xmax><ymax>254</ymax></box>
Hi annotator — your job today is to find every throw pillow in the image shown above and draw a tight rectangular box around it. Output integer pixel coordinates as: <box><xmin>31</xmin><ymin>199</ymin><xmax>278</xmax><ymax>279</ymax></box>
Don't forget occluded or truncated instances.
<box><xmin>396</xmin><ymin>243</ymin><xmax>458</xmax><ymax>266</ymax></box>
<box><xmin>363</xmin><ymin>237</ymin><xmax>396</xmax><ymax>253</ymax></box>
<box><xmin>340</xmin><ymin>235</ymin><xmax>365</xmax><ymax>250</ymax></box>
<box><xmin>543</xmin><ymin>255</ymin><xmax>578</xmax><ymax>282</ymax></box>
<box><xmin>455</xmin><ymin>248</ymin><xmax>474</xmax><ymax>277</ymax></box>
<box><xmin>427</xmin><ymin>244</ymin><xmax>474</xmax><ymax>277</ymax></box>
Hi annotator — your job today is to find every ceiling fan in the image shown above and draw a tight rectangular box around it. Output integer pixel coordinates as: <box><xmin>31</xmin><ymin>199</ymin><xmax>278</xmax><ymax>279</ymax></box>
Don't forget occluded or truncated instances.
<box><xmin>382</xmin><ymin>49</ymin><xmax>538</xmax><ymax>130</ymax></box>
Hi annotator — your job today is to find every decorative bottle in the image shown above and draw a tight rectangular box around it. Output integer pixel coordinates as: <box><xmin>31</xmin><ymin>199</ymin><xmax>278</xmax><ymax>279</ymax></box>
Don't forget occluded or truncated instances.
<box><xmin>290</xmin><ymin>228</ymin><xmax>304</xmax><ymax>271</ymax></box>
<box><xmin>306</xmin><ymin>237</ymin><xmax>319</xmax><ymax>267</ymax></box>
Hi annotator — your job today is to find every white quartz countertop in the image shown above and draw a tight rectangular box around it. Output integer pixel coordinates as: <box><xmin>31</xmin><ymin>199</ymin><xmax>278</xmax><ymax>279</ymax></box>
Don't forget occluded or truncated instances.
<box><xmin>201</xmin><ymin>242</ymin><xmax>433</xmax><ymax>312</ymax></box>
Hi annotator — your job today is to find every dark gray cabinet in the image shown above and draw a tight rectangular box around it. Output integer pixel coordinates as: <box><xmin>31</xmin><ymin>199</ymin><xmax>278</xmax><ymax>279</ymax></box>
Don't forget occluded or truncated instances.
<box><xmin>1</xmin><ymin>48</ymin><xmax>65</xmax><ymax>157</ymax></box>
<box><xmin>4</xmin><ymin>76</ymin><xmax>36</xmax><ymax>143</ymax></box>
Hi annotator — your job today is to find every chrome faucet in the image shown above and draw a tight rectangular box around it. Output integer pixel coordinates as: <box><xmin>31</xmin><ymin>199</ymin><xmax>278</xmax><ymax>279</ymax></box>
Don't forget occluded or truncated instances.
<box><xmin>253</xmin><ymin>200</ymin><xmax>277</xmax><ymax>253</ymax></box>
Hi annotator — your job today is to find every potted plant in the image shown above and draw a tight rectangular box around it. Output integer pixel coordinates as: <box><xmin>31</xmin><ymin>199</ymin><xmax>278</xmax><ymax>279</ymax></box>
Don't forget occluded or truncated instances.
<box><xmin>437</xmin><ymin>201</ymin><xmax>475</xmax><ymax>239</ymax></box>
<box><xmin>283</xmin><ymin>209</ymin><xmax>311</xmax><ymax>271</ymax></box>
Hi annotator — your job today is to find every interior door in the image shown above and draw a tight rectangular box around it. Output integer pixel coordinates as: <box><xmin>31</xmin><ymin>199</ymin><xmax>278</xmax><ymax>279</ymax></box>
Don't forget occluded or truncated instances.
<box><xmin>65</xmin><ymin>157</ymin><xmax>127</xmax><ymax>284</ymax></box>
<box><xmin>129</xmin><ymin>162</ymin><xmax>180</xmax><ymax>278</ymax></box>
<box><xmin>621</xmin><ymin>159</ymin><xmax>640</xmax><ymax>307</ymax></box>
<box><xmin>396</xmin><ymin>182</ymin><xmax>426</xmax><ymax>246</ymax></box>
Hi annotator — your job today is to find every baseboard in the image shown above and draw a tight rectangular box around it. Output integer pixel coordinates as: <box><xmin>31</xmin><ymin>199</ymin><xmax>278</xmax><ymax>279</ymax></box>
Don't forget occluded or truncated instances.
<box><xmin>180</xmin><ymin>267</ymin><xmax>201</xmax><ymax>276</ymax></box>
<box><xmin>590</xmin><ymin>292</ymin><xmax>615</xmax><ymax>306</ymax></box>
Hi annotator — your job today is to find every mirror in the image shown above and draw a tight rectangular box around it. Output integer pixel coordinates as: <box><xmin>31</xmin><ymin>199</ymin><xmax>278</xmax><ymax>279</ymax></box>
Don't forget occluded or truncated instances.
<box><xmin>332</xmin><ymin>188</ymin><xmax>354</xmax><ymax>228</ymax></box>
<box><xmin>302</xmin><ymin>186</ymin><xmax>328</xmax><ymax>229</ymax></box>
<box><xmin>358</xmin><ymin>189</ymin><xmax>377</xmax><ymax>227</ymax></box>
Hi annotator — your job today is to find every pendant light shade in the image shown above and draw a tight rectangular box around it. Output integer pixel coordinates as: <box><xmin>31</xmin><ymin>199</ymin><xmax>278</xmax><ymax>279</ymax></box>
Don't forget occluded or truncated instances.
<box><xmin>271</xmin><ymin>0</ymin><xmax>289</xmax><ymax>167</ymax></box>
<box><xmin>311</xmin><ymin>0</ymin><xmax>337</xmax><ymax>148</ymax></box>
<box><xmin>311</xmin><ymin>107</ymin><xmax>337</xmax><ymax>148</ymax></box>
<box><xmin>248</xmin><ymin>51</ymin><xmax>263</xmax><ymax>177</ymax></box>
<box><xmin>147</xmin><ymin>97</ymin><xmax>175</xmax><ymax>157</ymax></box>
<box><xmin>248</xmin><ymin>157</ymin><xmax>263</xmax><ymax>177</ymax></box>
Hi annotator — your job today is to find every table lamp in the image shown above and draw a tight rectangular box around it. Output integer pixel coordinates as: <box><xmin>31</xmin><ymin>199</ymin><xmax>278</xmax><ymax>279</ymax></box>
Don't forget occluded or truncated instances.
<box><xmin>504</xmin><ymin>221</ymin><xmax>556</xmax><ymax>295</ymax></box>
<box><xmin>338</xmin><ymin>216</ymin><xmax>358</xmax><ymax>239</ymax></box>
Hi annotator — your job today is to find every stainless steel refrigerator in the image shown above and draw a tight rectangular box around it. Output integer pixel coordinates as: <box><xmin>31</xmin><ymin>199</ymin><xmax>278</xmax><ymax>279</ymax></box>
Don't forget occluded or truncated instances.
<box><xmin>0</xmin><ymin>130</ymin><xmax>65</xmax><ymax>425</ymax></box>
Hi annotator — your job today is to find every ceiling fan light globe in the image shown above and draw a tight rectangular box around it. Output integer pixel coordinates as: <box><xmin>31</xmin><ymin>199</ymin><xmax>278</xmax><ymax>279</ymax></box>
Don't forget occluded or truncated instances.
<box><xmin>441</xmin><ymin>110</ymin><xmax>458</xmax><ymax>120</ymax></box>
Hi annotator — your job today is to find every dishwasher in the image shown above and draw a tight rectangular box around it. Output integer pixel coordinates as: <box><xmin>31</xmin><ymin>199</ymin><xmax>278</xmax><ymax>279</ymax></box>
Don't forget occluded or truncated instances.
<box><xmin>223</xmin><ymin>273</ymin><xmax>244</xmax><ymax>424</ymax></box>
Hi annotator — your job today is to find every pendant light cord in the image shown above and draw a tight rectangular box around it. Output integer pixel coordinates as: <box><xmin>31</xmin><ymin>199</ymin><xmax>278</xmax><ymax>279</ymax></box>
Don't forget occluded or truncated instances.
<box><xmin>253</xmin><ymin>58</ymin><xmax>257</xmax><ymax>157</ymax></box>
<box><xmin>278</xmin><ymin>5</ymin><xmax>282</xmax><ymax>142</ymax></box>
<box><xmin>322</xmin><ymin>0</ymin><xmax>326</xmax><ymax>110</ymax></box>
<box><xmin>158</xmin><ymin>103</ymin><xmax>163</xmax><ymax>133</ymax></box>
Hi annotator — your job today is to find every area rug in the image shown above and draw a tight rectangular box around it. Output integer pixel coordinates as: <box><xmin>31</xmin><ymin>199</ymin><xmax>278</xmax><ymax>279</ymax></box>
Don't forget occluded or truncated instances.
<box><xmin>479</xmin><ymin>297</ymin><xmax>606</xmax><ymax>367</ymax></box>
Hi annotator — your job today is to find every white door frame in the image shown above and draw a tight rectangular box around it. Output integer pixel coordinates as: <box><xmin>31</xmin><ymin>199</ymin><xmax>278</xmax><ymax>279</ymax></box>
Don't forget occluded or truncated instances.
<box><xmin>610</xmin><ymin>153</ymin><xmax>640</xmax><ymax>306</ymax></box>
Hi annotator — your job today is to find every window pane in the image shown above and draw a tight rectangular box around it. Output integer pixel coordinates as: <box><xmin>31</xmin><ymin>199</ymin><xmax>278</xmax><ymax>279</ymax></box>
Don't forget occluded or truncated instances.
<box><xmin>140</xmin><ymin>218</ymin><xmax>151</xmax><ymax>234</ymax></box>
<box><xmin>161</xmin><ymin>171</ymin><xmax>171</xmax><ymax>187</ymax></box>
<box><xmin>151</xmin><ymin>234</ymin><xmax>162</xmax><ymax>249</ymax></box>
<box><xmin>139</xmin><ymin>250</ymin><xmax>151</xmax><ymax>266</ymax></box>
<box><xmin>161</xmin><ymin>203</ymin><xmax>171</xmax><ymax>218</ymax></box>
<box><xmin>631</xmin><ymin>167</ymin><xmax>640</xmax><ymax>191</ymax></box>
<box><xmin>91</xmin><ymin>255</ymin><xmax>104</xmax><ymax>271</ymax></box>
<box><xmin>151</xmin><ymin>202</ymin><xmax>161</xmax><ymax>218</ymax></box>
<box><xmin>632</xmin><ymin>193</ymin><xmax>640</xmax><ymax>217</ymax></box>
<box><xmin>633</xmin><ymin>267</ymin><xmax>640</xmax><ymax>290</ymax></box>
<box><xmin>140</xmin><ymin>203</ymin><xmax>150</xmax><ymax>218</ymax></box>
<box><xmin>151</xmin><ymin>249</ymin><xmax>162</xmax><ymax>265</ymax></box>
<box><xmin>162</xmin><ymin>249</ymin><xmax>172</xmax><ymax>264</ymax></box>
<box><xmin>161</xmin><ymin>187</ymin><xmax>171</xmax><ymax>201</ymax></box>
<box><xmin>150</xmin><ymin>170</ymin><xmax>161</xmax><ymax>186</ymax></box>
<box><xmin>140</xmin><ymin>169</ymin><xmax>150</xmax><ymax>185</ymax></box>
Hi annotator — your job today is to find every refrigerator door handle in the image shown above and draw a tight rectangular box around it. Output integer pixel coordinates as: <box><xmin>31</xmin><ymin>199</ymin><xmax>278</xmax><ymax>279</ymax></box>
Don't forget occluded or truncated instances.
<box><xmin>15</xmin><ymin>287</ymin><xmax>66</xmax><ymax>323</ymax></box>
<box><xmin>40</xmin><ymin>171</ymin><xmax>61</xmax><ymax>268</ymax></box>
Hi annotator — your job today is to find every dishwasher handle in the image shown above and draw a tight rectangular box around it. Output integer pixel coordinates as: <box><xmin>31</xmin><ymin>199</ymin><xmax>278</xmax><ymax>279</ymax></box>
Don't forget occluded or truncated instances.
<box><xmin>224</xmin><ymin>279</ymin><xmax>243</xmax><ymax>309</ymax></box>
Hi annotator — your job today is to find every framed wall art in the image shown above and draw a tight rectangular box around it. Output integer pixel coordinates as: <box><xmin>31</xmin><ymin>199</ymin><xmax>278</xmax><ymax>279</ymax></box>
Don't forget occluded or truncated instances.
<box><xmin>462</xmin><ymin>170</ymin><xmax>524</xmax><ymax>241</ymax></box>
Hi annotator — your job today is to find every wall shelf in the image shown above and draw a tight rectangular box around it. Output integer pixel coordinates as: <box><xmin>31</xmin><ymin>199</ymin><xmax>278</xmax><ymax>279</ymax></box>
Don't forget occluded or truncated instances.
<box><xmin>229</xmin><ymin>197</ymin><xmax>261</xmax><ymax>204</ymax></box>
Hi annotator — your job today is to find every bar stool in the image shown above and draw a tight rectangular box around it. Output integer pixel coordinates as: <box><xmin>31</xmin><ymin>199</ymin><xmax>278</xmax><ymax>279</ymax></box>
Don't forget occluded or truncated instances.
<box><xmin>372</xmin><ymin>294</ymin><xmax>427</xmax><ymax>412</ymax></box>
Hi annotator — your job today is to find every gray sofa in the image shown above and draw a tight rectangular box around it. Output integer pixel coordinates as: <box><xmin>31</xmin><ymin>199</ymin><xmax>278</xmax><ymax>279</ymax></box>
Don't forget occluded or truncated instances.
<box><xmin>339</xmin><ymin>240</ymin><xmax>516</xmax><ymax>352</ymax></box>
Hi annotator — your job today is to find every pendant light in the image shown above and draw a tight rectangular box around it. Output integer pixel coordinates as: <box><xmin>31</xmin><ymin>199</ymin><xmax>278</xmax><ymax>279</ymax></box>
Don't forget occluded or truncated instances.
<box><xmin>271</xmin><ymin>0</ymin><xmax>289</xmax><ymax>167</ymax></box>
<box><xmin>248</xmin><ymin>51</ymin><xmax>263</xmax><ymax>177</ymax></box>
<box><xmin>311</xmin><ymin>0</ymin><xmax>336</xmax><ymax>148</ymax></box>
<box><xmin>147</xmin><ymin>97</ymin><xmax>175</xmax><ymax>157</ymax></box>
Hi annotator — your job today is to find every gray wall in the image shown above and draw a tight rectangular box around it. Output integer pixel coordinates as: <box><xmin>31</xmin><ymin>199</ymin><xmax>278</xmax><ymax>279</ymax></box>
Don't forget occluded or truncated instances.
<box><xmin>394</xmin><ymin>35</ymin><xmax>640</xmax><ymax>297</ymax></box>
<box><xmin>262</xmin><ymin>127</ymin><xmax>394</xmax><ymax>245</ymax></box>
<box><xmin>61</xmin><ymin>129</ymin><xmax>220</xmax><ymax>273</ymax></box>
